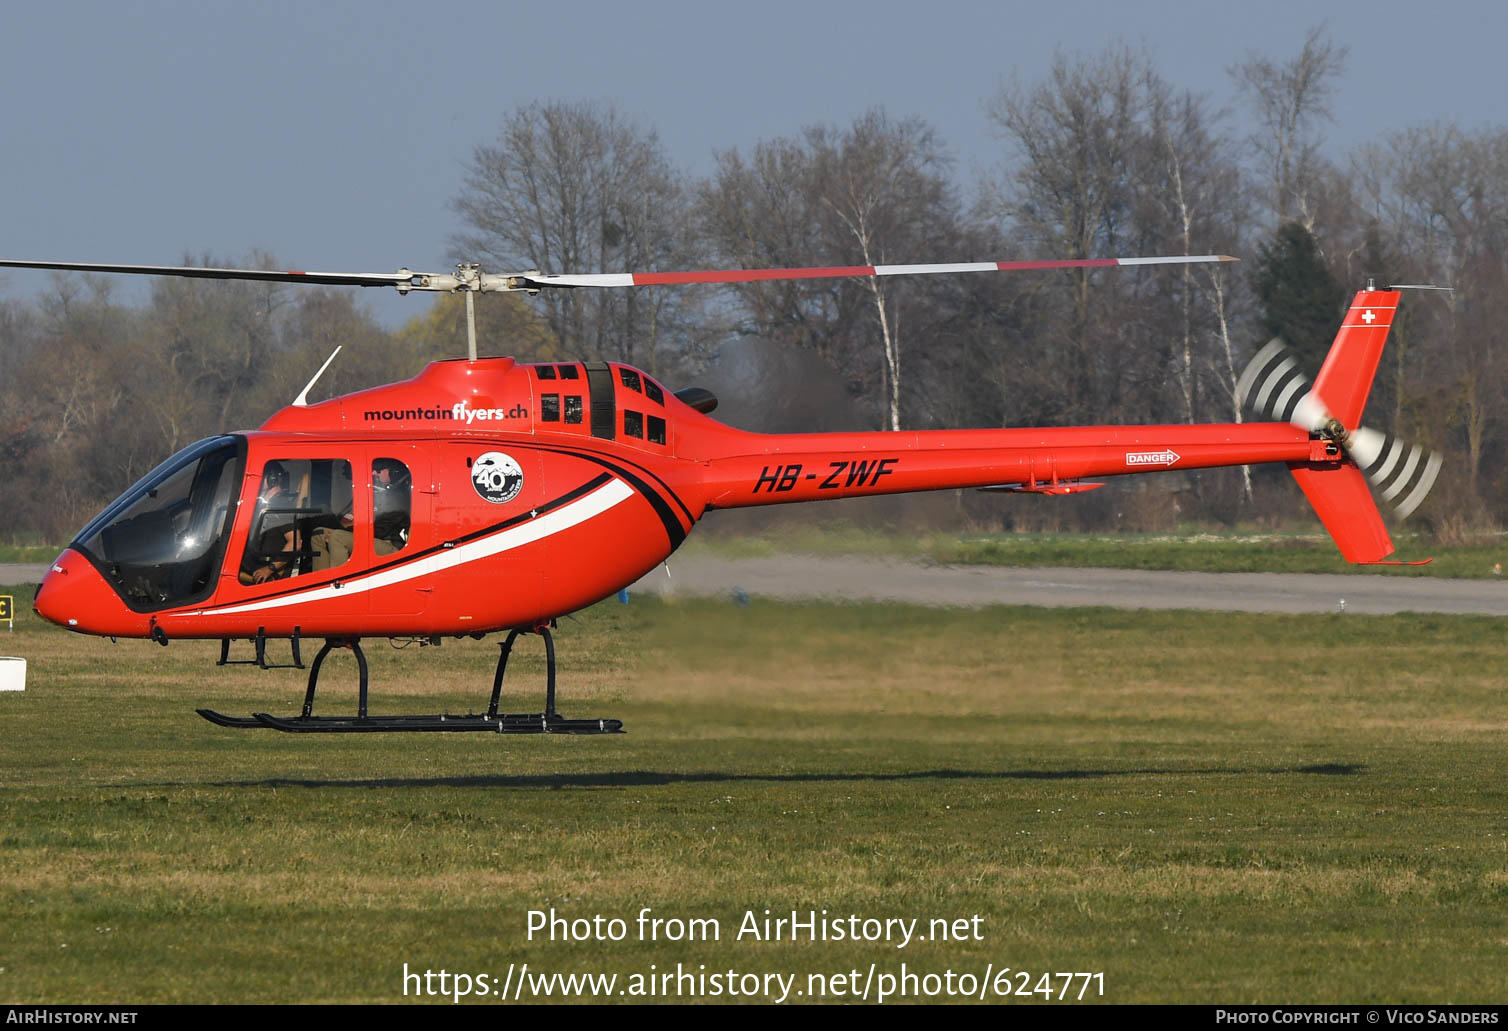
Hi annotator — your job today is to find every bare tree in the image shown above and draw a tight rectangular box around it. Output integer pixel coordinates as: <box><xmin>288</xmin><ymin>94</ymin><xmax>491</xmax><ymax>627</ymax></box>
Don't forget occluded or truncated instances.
<box><xmin>1141</xmin><ymin>86</ymin><xmax>1250</xmax><ymax>424</ymax></box>
<box><xmin>1230</xmin><ymin>25</ymin><xmax>1348</xmax><ymax>230</ymax></box>
<box><xmin>1357</xmin><ymin>124</ymin><xmax>1508</xmax><ymax>514</ymax></box>
<box><xmin>986</xmin><ymin>46</ymin><xmax>1263</xmax><ymax>520</ymax></box>
<box><xmin>452</xmin><ymin>101</ymin><xmax>709</xmax><ymax>372</ymax></box>
<box><xmin>987</xmin><ymin>47</ymin><xmax>1148</xmax><ymax>340</ymax></box>
<box><xmin>818</xmin><ymin>112</ymin><xmax>957</xmax><ymax>430</ymax></box>
<box><xmin>700</xmin><ymin>110</ymin><xmax>961</xmax><ymax>429</ymax></box>
<box><xmin>146</xmin><ymin>256</ymin><xmax>290</xmax><ymax>430</ymax></box>
<box><xmin>986</xmin><ymin>47</ymin><xmax>1200</xmax><ymax>424</ymax></box>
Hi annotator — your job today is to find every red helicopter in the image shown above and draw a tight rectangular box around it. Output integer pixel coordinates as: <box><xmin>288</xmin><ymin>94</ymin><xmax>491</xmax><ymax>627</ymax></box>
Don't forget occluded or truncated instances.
<box><xmin>6</xmin><ymin>254</ymin><xmax>1439</xmax><ymax>734</ymax></box>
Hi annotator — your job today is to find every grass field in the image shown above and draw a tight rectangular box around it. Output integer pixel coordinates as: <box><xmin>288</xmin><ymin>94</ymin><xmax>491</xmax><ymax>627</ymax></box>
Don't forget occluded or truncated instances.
<box><xmin>1</xmin><ymin>582</ymin><xmax>1506</xmax><ymax>1004</ymax></box>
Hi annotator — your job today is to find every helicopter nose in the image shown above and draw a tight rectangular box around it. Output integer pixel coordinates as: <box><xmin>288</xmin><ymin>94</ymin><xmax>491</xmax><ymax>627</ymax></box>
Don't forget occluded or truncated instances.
<box><xmin>33</xmin><ymin>549</ymin><xmax>151</xmax><ymax>638</ymax></box>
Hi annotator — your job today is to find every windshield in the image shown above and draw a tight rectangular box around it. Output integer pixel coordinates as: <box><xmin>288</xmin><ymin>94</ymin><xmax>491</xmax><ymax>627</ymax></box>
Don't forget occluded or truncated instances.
<box><xmin>73</xmin><ymin>436</ymin><xmax>245</xmax><ymax>611</ymax></box>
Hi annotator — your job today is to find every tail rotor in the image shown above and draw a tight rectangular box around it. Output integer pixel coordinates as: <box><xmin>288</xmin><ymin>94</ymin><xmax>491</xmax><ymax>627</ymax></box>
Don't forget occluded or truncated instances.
<box><xmin>1237</xmin><ymin>337</ymin><xmax>1441</xmax><ymax>518</ymax></box>
<box><xmin>1346</xmin><ymin>427</ymin><xmax>1443</xmax><ymax>519</ymax></box>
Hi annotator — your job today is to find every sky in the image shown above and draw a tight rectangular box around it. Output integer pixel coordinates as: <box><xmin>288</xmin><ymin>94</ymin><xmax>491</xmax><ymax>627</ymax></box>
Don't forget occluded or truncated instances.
<box><xmin>2</xmin><ymin>0</ymin><xmax>1505</xmax><ymax>328</ymax></box>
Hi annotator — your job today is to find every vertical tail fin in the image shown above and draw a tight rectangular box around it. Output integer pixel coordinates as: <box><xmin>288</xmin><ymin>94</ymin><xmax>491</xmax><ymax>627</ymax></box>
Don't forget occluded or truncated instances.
<box><xmin>1310</xmin><ymin>288</ymin><xmax>1400</xmax><ymax>431</ymax></box>
<box><xmin>1234</xmin><ymin>286</ymin><xmax>1441</xmax><ymax>561</ymax></box>
<box><xmin>1287</xmin><ymin>288</ymin><xmax>1401</xmax><ymax>563</ymax></box>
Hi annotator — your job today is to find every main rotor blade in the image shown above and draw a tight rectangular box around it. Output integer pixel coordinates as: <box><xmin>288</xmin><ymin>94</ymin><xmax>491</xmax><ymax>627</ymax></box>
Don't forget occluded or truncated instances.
<box><xmin>0</xmin><ymin>253</ymin><xmax>1236</xmax><ymax>295</ymax></box>
<box><xmin>518</xmin><ymin>254</ymin><xmax>1237</xmax><ymax>289</ymax></box>
<box><xmin>0</xmin><ymin>258</ymin><xmax>412</xmax><ymax>288</ymax></box>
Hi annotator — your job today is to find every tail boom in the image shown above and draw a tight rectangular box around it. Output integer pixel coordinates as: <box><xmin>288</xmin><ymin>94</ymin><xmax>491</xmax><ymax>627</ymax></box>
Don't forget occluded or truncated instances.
<box><xmin>699</xmin><ymin>423</ymin><xmax>1321</xmax><ymax>509</ymax></box>
<box><xmin>695</xmin><ymin>286</ymin><xmax>1416</xmax><ymax>563</ymax></box>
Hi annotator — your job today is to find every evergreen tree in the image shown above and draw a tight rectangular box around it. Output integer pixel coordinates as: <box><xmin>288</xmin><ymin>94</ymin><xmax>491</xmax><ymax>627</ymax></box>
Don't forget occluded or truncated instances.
<box><xmin>1252</xmin><ymin>222</ymin><xmax>1344</xmax><ymax>371</ymax></box>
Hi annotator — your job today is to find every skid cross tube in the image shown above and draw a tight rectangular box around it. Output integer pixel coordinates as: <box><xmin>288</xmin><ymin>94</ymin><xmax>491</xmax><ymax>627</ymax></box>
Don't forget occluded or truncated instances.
<box><xmin>301</xmin><ymin>637</ymin><xmax>368</xmax><ymax>718</ymax></box>
<box><xmin>489</xmin><ymin>627</ymin><xmax>558</xmax><ymax>719</ymax></box>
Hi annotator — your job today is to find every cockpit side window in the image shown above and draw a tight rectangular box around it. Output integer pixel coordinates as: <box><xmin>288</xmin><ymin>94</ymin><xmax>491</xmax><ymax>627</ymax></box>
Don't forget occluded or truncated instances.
<box><xmin>239</xmin><ymin>459</ymin><xmax>356</xmax><ymax>585</ymax></box>
<box><xmin>73</xmin><ymin>436</ymin><xmax>244</xmax><ymax>611</ymax></box>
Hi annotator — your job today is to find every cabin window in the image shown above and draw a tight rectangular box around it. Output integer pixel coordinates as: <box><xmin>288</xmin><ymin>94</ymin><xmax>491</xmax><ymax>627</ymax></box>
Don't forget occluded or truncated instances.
<box><xmin>535</xmin><ymin>365</ymin><xmax>557</xmax><ymax>380</ymax></box>
<box><xmin>239</xmin><ymin>458</ymin><xmax>355</xmax><ymax>585</ymax></box>
<box><xmin>647</xmin><ymin>415</ymin><xmax>666</xmax><ymax>445</ymax></box>
<box><xmin>643</xmin><ymin>378</ymin><xmax>664</xmax><ymax>405</ymax></box>
<box><xmin>586</xmin><ymin>362</ymin><xmax>616</xmax><ymax>439</ymax></box>
<box><xmin>624</xmin><ymin>410</ymin><xmax>644</xmax><ymax>439</ymax></box>
<box><xmin>558</xmin><ymin>364</ymin><xmax>580</xmax><ymax>380</ymax></box>
<box><xmin>372</xmin><ymin>458</ymin><xmax>411</xmax><ymax>555</ymax></box>
<box><xmin>619</xmin><ymin>368</ymin><xmax>642</xmax><ymax>392</ymax></box>
<box><xmin>564</xmin><ymin>395</ymin><xmax>583</xmax><ymax>424</ymax></box>
<box><xmin>541</xmin><ymin>393</ymin><xmax>560</xmax><ymax>422</ymax></box>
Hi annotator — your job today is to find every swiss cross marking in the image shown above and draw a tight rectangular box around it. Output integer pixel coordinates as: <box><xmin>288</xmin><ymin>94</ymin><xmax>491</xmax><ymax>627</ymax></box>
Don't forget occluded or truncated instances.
<box><xmin>1362</xmin><ymin>309</ymin><xmax>1376</xmax><ymax>324</ymax></box>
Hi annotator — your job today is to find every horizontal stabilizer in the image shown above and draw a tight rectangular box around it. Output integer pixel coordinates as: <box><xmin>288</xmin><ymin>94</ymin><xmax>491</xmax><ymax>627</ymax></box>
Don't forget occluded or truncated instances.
<box><xmin>979</xmin><ymin>481</ymin><xmax>1105</xmax><ymax>496</ymax></box>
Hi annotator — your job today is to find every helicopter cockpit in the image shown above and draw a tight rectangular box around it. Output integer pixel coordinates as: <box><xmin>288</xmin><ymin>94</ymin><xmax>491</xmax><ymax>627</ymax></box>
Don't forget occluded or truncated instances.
<box><xmin>70</xmin><ymin>436</ymin><xmax>245</xmax><ymax>611</ymax></box>
<box><xmin>66</xmin><ymin>439</ymin><xmax>418</xmax><ymax>615</ymax></box>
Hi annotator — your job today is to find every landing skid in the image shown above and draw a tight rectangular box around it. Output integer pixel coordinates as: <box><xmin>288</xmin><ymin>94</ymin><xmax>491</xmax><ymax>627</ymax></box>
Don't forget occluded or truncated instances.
<box><xmin>197</xmin><ymin>628</ymin><xmax>623</xmax><ymax>734</ymax></box>
<box><xmin>195</xmin><ymin>708</ymin><xmax>266</xmax><ymax>729</ymax></box>
<box><xmin>246</xmin><ymin>712</ymin><xmax>621</xmax><ymax>733</ymax></box>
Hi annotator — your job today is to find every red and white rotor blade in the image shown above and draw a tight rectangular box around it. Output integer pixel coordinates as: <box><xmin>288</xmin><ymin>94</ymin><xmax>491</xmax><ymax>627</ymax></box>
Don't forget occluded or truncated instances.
<box><xmin>518</xmin><ymin>254</ymin><xmax>1237</xmax><ymax>289</ymax></box>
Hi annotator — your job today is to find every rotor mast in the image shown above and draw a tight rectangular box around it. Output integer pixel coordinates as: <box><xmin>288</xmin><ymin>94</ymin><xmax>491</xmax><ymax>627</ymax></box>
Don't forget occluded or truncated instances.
<box><xmin>403</xmin><ymin>262</ymin><xmax>544</xmax><ymax>362</ymax></box>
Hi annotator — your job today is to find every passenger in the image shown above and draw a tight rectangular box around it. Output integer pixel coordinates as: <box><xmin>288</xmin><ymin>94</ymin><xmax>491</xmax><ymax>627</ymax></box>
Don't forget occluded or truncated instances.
<box><xmin>311</xmin><ymin>502</ymin><xmax>355</xmax><ymax>571</ymax></box>
<box><xmin>310</xmin><ymin>460</ymin><xmax>410</xmax><ymax>568</ymax></box>
<box><xmin>372</xmin><ymin>459</ymin><xmax>411</xmax><ymax>555</ymax></box>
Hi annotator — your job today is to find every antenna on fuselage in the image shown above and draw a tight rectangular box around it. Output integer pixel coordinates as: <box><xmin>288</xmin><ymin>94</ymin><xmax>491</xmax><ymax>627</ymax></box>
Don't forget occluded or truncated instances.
<box><xmin>292</xmin><ymin>346</ymin><xmax>342</xmax><ymax>407</ymax></box>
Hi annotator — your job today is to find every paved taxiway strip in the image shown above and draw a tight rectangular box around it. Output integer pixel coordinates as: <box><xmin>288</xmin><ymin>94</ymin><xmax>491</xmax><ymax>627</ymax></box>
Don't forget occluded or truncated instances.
<box><xmin>630</xmin><ymin>556</ymin><xmax>1508</xmax><ymax>616</ymax></box>
<box><xmin>7</xmin><ymin>560</ymin><xmax>1507</xmax><ymax>617</ymax></box>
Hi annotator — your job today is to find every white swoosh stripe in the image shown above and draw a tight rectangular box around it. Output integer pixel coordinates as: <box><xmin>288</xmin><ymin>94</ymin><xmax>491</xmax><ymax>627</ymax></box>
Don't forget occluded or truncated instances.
<box><xmin>206</xmin><ymin>477</ymin><xmax>636</xmax><ymax>617</ymax></box>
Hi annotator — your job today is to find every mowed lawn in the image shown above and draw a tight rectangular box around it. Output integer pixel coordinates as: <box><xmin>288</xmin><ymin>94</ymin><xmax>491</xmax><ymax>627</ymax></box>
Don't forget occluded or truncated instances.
<box><xmin>1</xmin><ymin>585</ymin><xmax>1505</xmax><ymax>1004</ymax></box>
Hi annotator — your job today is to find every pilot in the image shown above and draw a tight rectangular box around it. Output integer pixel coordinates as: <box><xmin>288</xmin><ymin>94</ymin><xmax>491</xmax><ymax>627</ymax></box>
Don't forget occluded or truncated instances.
<box><xmin>239</xmin><ymin>462</ymin><xmax>296</xmax><ymax>585</ymax></box>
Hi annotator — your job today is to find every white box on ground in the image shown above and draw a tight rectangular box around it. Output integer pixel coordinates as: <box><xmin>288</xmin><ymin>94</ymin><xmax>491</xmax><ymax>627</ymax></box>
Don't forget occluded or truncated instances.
<box><xmin>0</xmin><ymin>657</ymin><xmax>26</xmax><ymax>691</ymax></box>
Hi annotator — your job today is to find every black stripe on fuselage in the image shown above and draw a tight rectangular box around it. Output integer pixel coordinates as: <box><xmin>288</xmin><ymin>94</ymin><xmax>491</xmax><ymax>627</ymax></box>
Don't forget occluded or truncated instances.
<box><xmin>524</xmin><ymin>441</ymin><xmax>695</xmax><ymax>526</ymax></box>
<box><xmin>521</xmin><ymin>444</ymin><xmax>690</xmax><ymax>550</ymax></box>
